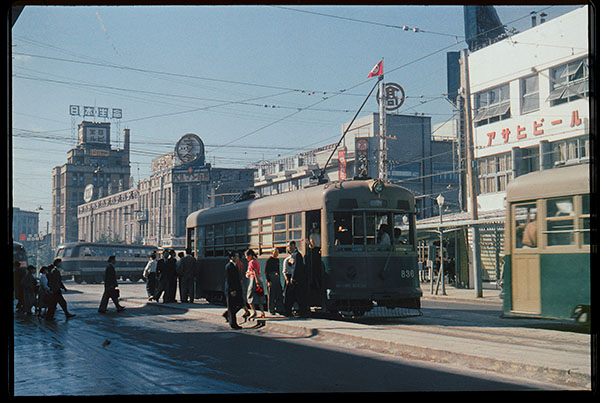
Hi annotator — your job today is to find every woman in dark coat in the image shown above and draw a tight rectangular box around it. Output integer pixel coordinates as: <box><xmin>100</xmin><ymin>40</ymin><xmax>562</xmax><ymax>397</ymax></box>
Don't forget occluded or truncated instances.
<box><xmin>98</xmin><ymin>256</ymin><xmax>125</xmax><ymax>313</ymax></box>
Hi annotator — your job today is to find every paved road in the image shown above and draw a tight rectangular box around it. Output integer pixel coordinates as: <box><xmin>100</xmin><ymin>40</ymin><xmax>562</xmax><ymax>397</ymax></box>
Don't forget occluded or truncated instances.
<box><xmin>12</xmin><ymin>281</ymin><xmax>583</xmax><ymax>395</ymax></box>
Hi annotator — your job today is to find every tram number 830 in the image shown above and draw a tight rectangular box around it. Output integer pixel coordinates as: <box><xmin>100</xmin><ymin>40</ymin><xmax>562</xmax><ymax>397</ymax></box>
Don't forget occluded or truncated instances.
<box><xmin>401</xmin><ymin>269</ymin><xmax>415</xmax><ymax>278</ymax></box>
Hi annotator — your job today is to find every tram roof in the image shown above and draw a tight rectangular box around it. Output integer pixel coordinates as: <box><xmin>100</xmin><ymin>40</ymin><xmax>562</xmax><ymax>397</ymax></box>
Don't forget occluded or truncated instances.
<box><xmin>187</xmin><ymin>179</ymin><xmax>414</xmax><ymax>227</ymax></box>
<box><xmin>506</xmin><ymin>163</ymin><xmax>590</xmax><ymax>203</ymax></box>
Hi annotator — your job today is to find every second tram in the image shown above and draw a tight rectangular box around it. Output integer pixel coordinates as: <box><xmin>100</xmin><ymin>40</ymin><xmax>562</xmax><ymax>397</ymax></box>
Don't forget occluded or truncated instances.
<box><xmin>187</xmin><ymin>178</ymin><xmax>421</xmax><ymax>316</ymax></box>
<box><xmin>503</xmin><ymin>163</ymin><xmax>590</xmax><ymax>323</ymax></box>
<box><xmin>55</xmin><ymin>242</ymin><xmax>157</xmax><ymax>283</ymax></box>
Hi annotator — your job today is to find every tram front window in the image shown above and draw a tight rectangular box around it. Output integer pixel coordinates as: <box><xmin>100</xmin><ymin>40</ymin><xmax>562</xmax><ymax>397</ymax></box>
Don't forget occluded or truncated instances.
<box><xmin>334</xmin><ymin>211</ymin><xmax>414</xmax><ymax>250</ymax></box>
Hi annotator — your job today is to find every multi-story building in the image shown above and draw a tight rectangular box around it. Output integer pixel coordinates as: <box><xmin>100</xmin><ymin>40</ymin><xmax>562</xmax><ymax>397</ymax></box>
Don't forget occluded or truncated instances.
<box><xmin>470</xmin><ymin>5</ymin><xmax>589</xmax><ymax>212</ymax></box>
<box><xmin>77</xmin><ymin>133</ymin><xmax>256</xmax><ymax>249</ymax></box>
<box><xmin>12</xmin><ymin>207</ymin><xmax>39</xmax><ymax>242</ymax></box>
<box><xmin>254</xmin><ymin>113</ymin><xmax>458</xmax><ymax>219</ymax></box>
<box><xmin>52</xmin><ymin>121</ymin><xmax>131</xmax><ymax>248</ymax></box>
<box><xmin>419</xmin><ymin>5</ymin><xmax>590</xmax><ymax>286</ymax></box>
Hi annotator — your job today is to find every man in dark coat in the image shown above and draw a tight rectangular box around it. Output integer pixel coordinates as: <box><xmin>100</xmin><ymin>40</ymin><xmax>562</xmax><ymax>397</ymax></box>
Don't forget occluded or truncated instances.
<box><xmin>224</xmin><ymin>251</ymin><xmax>244</xmax><ymax>329</ymax></box>
<box><xmin>177</xmin><ymin>248</ymin><xmax>197</xmax><ymax>303</ymax></box>
<box><xmin>152</xmin><ymin>251</ymin><xmax>169</xmax><ymax>302</ymax></box>
<box><xmin>98</xmin><ymin>255</ymin><xmax>125</xmax><ymax>313</ymax></box>
<box><xmin>283</xmin><ymin>241</ymin><xmax>308</xmax><ymax>317</ymax></box>
<box><xmin>165</xmin><ymin>250</ymin><xmax>178</xmax><ymax>303</ymax></box>
<box><xmin>45</xmin><ymin>258</ymin><xmax>76</xmax><ymax>320</ymax></box>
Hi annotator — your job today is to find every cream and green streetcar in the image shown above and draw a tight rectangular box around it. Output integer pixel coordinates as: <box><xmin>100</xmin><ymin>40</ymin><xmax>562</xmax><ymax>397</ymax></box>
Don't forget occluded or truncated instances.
<box><xmin>503</xmin><ymin>163</ymin><xmax>590</xmax><ymax>323</ymax></box>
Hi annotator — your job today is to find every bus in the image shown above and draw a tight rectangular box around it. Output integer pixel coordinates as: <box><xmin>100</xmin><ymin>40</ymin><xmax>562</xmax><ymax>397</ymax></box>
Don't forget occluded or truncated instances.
<box><xmin>186</xmin><ymin>178</ymin><xmax>421</xmax><ymax>317</ymax></box>
<box><xmin>55</xmin><ymin>242</ymin><xmax>157</xmax><ymax>284</ymax></box>
<box><xmin>503</xmin><ymin>163</ymin><xmax>590</xmax><ymax>323</ymax></box>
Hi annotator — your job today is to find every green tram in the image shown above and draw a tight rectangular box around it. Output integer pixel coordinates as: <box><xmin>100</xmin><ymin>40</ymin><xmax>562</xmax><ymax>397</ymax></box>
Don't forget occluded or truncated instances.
<box><xmin>186</xmin><ymin>179</ymin><xmax>421</xmax><ymax>317</ymax></box>
<box><xmin>503</xmin><ymin>163</ymin><xmax>590</xmax><ymax>323</ymax></box>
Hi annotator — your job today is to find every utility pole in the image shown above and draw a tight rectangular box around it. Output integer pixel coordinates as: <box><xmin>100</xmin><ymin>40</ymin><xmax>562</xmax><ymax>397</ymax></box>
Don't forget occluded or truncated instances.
<box><xmin>461</xmin><ymin>48</ymin><xmax>483</xmax><ymax>298</ymax></box>
<box><xmin>378</xmin><ymin>74</ymin><xmax>387</xmax><ymax>181</ymax></box>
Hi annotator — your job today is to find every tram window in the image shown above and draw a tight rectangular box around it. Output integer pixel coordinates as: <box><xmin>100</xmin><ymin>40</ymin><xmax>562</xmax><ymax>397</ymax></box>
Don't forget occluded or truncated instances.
<box><xmin>274</xmin><ymin>215</ymin><xmax>286</xmax><ymax>231</ymax></box>
<box><xmin>225</xmin><ymin>222</ymin><xmax>235</xmax><ymax>244</ymax></box>
<box><xmin>546</xmin><ymin>197</ymin><xmax>575</xmax><ymax>246</ymax></box>
<box><xmin>215</xmin><ymin>224</ymin><xmax>224</xmax><ymax>246</ymax></box>
<box><xmin>288</xmin><ymin>213</ymin><xmax>301</xmax><ymax>229</ymax></box>
<box><xmin>394</xmin><ymin>214</ymin><xmax>413</xmax><ymax>246</ymax></box>
<box><xmin>514</xmin><ymin>203</ymin><xmax>538</xmax><ymax>249</ymax></box>
<box><xmin>334</xmin><ymin>212</ymin><xmax>353</xmax><ymax>246</ymax></box>
<box><xmin>235</xmin><ymin>221</ymin><xmax>248</xmax><ymax>244</ymax></box>
<box><xmin>581</xmin><ymin>194</ymin><xmax>590</xmax><ymax>245</ymax></box>
<box><xmin>205</xmin><ymin>225</ymin><xmax>214</xmax><ymax>246</ymax></box>
<box><xmin>288</xmin><ymin>230</ymin><xmax>302</xmax><ymax>241</ymax></box>
<box><xmin>261</xmin><ymin>217</ymin><xmax>272</xmax><ymax>232</ymax></box>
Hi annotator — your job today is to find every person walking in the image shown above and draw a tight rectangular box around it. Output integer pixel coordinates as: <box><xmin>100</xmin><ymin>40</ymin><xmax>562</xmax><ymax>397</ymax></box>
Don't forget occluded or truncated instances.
<box><xmin>245</xmin><ymin>249</ymin><xmax>265</xmax><ymax>320</ymax></box>
<box><xmin>98</xmin><ymin>255</ymin><xmax>125</xmax><ymax>313</ymax></box>
<box><xmin>142</xmin><ymin>252</ymin><xmax>158</xmax><ymax>300</ymax></box>
<box><xmin>224</xmin><ymin>251</ymin><xmax>244</xmax><ymax>329</ymax></box>
<box><xmin>265</xmin><ymin>248</ymin><xmax>284</xmax><ymax>314</ymax></box>
<box><xmin>151</xmin><ymin>251</ymin><xmax>169</xmax><ymax>302</ymax></box>
<box><xmin>177</xmin><ymin>248</ymin><xmax>197</xmax><ymax>303</ymax></box>
<box><xmin>21</xmin><ymin>265</ymin><xmax>38</xmax><ymax>316</ymax></box>
<box><xmin>45</xmin><ymin>259</ymin><xmax>76</xmax><ymax>320</ymax></box>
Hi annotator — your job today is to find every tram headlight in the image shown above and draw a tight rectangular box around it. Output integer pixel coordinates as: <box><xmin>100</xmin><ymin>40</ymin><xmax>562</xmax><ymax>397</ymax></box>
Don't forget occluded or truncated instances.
<box><xmin>371</xmin><ymin>179</ymin><xmax>385</xmax><ymax>194</ymax></box>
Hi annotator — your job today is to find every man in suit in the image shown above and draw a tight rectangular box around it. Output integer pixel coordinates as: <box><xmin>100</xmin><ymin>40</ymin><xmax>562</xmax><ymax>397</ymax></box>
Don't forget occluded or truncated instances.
<box><xmin>151</xmin><ymin>251</ymin><xmax>169</xmax><ymax>302</ymax></box>
<box><xmin>45</xmin><ymin>258</ymin><xmax>76</xmax><ymax>320</ymax></box>
<box><xmin>283</xmin><ymin>241</ymin><xmax>308</xmax><ymax>317</ymax></box>
<box><xmin>224</xmin><ymin>251</ymin><xmax>244</xmax><ymax>329</ymax></box>
<box><xmin>177</xmin><ymin>248</ymin><xmax>197</xmax><ymax>303</ymax></box>
<box><xmin>98</xmin><ymin>255</ymin><xmax>125</xmax><ymax>313</ymax></box>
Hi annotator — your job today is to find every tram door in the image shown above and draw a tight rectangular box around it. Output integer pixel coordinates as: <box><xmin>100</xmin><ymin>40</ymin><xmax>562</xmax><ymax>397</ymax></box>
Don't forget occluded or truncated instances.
<box><xmin>511</xmin><ymin>203</ymin><xmax>541</xmax><ymax>314</ymax></box>
<box><xmin>306</xmin><ymin>210</ymin><xmax>323</xmax><ymax>306</ymax></box>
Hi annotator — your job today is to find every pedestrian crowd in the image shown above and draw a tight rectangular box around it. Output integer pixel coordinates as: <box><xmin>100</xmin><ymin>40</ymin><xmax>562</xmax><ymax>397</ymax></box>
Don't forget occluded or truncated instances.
<box><xmin>14</xmin><ymin>240</ymin><xmax>318</xmax><ymax>330</ymax></box>
<box><xmin>13</xmin><ymin>258</ymin><xmax>76</xmax><ymax>321</ymax></box>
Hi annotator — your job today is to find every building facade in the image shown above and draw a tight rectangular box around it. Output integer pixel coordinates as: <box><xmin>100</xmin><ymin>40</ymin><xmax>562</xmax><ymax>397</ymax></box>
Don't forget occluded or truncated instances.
<box><xmin>254</xmin><ymin>113</ymin><xmax>459</xmax><ymax>219</ymax></box>
<box><xmin>469</xmin><ymin>5</ymin><xmax>589</xmax><ymax>212</ymax></box>
<box><xmin>52</xmin><ymin>121</ymin><xmax>131</xmax><ymax>248</ymax></box>
<box><xmin>77</xmin><ymin>134</ymin><xmax>256</xmax><ymax>249</ymax></box>
<box><xmin>12</xmin><ymin>207</ymin><xmax>39</xmax><ymax>242</ymax></box>
<box><xmin>423</xmin><ymin>5</ymin><xmax>590</xmax><ymax>286</ymax></box>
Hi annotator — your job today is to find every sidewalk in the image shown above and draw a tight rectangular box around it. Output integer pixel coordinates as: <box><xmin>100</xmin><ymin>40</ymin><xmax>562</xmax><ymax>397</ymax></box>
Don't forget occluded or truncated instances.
<box><xmin>123</xmin><ymin>285</ymin><xmax>590</xmax><ymax>390</ymax></box>
<box><xmin>420</xmin><ymin>282</ymin><xmax>503</xmax><ymax>305</ymax></box>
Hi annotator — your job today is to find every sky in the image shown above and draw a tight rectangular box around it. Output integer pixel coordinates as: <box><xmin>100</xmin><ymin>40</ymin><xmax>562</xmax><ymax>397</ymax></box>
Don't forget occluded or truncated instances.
<box><xmin>10</xmin><ymin>4</ymin><xmax>582</xmax><ymax>231</ymax></box>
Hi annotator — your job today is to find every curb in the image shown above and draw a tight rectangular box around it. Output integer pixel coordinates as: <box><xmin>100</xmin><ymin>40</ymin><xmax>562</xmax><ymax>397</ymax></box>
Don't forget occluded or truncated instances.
<box><xmin>123</xmin><ymin>297</ymin><xmax>589</xmax><ymax>390</ymax></box>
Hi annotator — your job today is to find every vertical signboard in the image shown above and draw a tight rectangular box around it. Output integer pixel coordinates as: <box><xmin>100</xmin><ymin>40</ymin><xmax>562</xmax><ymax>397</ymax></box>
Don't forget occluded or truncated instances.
<box><xmin>355</xmin><ymin>138</ymin><xmax>369</xmax><ymax>178</ymax></box>
<box><xmin>338</xmin><ymin>148</ymin><xmax>347</xmax><ymax>180</ymax></box>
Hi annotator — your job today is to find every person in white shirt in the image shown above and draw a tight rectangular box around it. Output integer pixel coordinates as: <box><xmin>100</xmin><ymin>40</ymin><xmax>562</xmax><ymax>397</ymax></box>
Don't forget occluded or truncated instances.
<box><xmin>142</xmin><ymin>252</ymin><xmax>158</xmax><ymax>300</ymax></box>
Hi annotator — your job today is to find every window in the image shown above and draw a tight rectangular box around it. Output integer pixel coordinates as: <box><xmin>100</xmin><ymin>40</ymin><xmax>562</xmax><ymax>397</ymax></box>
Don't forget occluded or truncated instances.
<box><xmin>546</xmin><ymin>197</ymin><xmax>575</xmax><ymax>246</ymax></box>
<box><xmin>477</xmin><ymin>153</ymin><xmax>512</xmax><ymax>194</ymax></box>
<box><xmin>521</xmin><ymin>75</ymin><xmax>539</xmax><ymax>114</ymax></box>
<box><xmin>552</xmin><ymin>136</ymin><xmax>589</xmax><ymax>166</ymax></box>
<box><xmin>514</xmin><ymin>203</ymin><xmax>538</xmax><ymax>249</ymax></box>
<box><xmin>334</xmin><ymin>211</ymin><xmax>414</xmax><ymax>251</ymax></box>
<box><xmin>474</xmin><ymin>83</ymin><xmax>510</xmax><ymax>127</ymax></box>
<box><xmin>580</xmin><ymin>194</ymin><xmax>590</xmax><ymax>246</ymax></box>
<box><xmin>548</xmin><ymin>58</ymin><xmax>589</xmax><ymax>106</ymax></box>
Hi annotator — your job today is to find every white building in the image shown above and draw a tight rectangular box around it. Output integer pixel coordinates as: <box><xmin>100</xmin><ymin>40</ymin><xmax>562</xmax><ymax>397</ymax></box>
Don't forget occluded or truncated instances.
<box><xmin>469</xmin><ymin>5</ymin><xmax>589</xmax><ymax>213</ymax></box>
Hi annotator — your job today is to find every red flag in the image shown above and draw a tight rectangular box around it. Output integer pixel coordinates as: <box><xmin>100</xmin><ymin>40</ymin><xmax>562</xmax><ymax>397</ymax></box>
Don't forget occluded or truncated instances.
<box><xmin>367</xmin><ymin>60</ymin><xmax>383</xmax><ymax>78</ymax></box>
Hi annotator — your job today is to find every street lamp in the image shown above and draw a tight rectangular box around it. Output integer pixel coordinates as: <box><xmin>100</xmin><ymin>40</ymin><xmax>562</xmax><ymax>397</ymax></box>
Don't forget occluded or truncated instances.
<box><xmin>436</xmin><ymin>194</ymin><xmax>447</xmax><ymax>295</ymax></box>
